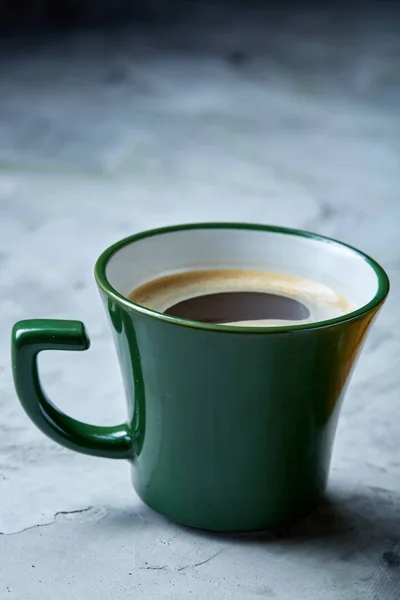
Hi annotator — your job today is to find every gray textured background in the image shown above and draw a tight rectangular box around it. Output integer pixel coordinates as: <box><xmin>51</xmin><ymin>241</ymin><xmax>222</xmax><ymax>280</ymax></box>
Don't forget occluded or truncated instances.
<box><xmin>0</xmin><ymin>2</ymin><xmax>399</xmax><ymax>598</ymax></box>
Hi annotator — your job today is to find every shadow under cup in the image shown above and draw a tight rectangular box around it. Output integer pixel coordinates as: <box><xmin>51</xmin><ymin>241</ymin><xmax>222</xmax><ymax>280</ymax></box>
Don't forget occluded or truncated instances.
<box><xmin>12</xmin><ymin>224</ymin><xmax>389</xmax><ymax>532</ymax></box>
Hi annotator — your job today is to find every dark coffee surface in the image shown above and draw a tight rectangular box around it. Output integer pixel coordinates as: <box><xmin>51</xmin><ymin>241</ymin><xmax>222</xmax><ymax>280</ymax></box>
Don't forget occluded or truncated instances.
<box><xmin>164</xmin><ymin>291</ymin><xmax>310</xmax><ymax>323</ymax></box>
<box><xmin>128</xmin><ymin>268</ymin><xmax>354</xmax><ymax>327</ymax></box>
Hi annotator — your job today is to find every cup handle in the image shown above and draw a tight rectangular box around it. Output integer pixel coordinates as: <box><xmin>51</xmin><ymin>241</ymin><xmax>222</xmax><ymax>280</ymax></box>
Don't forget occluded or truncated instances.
<box><xmin>11</xmin><ymin>319</ymin><xmax>132</xmax><ymax>459</ymax></box>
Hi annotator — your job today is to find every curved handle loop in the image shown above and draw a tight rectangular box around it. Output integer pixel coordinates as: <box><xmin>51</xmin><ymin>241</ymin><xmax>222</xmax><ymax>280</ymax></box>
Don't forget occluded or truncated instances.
<box><xmin>11</xmin><ymin>319</ymin><xmax>132</xmax><ymax>459</ymax></box>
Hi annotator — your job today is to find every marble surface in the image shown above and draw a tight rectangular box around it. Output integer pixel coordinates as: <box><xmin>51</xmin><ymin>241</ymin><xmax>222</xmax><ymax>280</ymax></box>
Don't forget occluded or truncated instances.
<box><xmin>0</xmin><ymin>4</ymin><xmax>400</xmax><ymax>598</ymax></box>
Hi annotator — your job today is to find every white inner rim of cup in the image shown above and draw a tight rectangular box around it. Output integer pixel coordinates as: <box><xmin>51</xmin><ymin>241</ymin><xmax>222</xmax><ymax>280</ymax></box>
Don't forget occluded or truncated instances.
<box><xmin>105</xmin><ymin>227</ymin><xmax>379</xmax><ymax>316</ymax></box>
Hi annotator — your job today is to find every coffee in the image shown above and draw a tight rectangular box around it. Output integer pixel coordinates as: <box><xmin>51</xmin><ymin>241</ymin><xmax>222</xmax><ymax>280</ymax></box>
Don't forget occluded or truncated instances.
<box><xmin>128</xmin><ymin>269</ymin><xmax>354</xmax><ymax>327</ymax></box>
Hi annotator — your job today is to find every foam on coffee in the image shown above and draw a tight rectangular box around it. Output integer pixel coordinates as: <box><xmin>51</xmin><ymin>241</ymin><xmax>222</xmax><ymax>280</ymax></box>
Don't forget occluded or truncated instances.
<box><xmin>128</xmin><ymin>269</ymin><xmax>354</xmax><ymax>327</ymax></box>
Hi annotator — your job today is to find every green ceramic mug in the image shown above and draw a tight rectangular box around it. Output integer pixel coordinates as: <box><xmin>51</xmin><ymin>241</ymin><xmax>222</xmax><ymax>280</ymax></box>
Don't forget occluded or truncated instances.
<box><xmin>11</xmin><ymin>223</ymin><xmax>389</xmax><ymax>531</ymax></box>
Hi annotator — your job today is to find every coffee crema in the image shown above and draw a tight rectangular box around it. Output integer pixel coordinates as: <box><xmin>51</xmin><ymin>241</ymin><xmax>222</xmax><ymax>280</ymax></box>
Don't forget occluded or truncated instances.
<box><xmin>128</xmin><ymin>269</ymin><xmax>354</xmax><ymax>327</ymax></box>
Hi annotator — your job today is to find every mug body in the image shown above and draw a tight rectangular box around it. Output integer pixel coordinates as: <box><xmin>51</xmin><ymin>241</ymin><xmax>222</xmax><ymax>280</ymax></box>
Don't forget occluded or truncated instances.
<box><xmin>95</xmin><ymin>223</ymin><xmax>388</xmax><ymax>531</ymax></box>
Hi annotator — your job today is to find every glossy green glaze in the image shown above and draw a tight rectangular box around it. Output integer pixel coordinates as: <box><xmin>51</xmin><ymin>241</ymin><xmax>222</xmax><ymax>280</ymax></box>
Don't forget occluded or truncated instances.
<box><xmin>103</xmin><ymin>302</ymin><xmax>378</xmax><ymax>530</ymax></box>
<box><xmin>11</xmin><ymin>319</ymin><xmax>132</xmax><ymax>459</ymax></box>
<box><xmin>11</xmin><ymin>223</ymin><xmax>389</xmax><ymax>532</ymax></box>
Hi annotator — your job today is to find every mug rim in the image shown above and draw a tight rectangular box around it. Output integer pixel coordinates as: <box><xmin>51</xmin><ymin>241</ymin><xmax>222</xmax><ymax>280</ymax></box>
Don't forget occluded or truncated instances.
<box><xmin>94</xmin><ymin>222</ymin><xmax>390</xmax><ymax>333</ymax></box>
